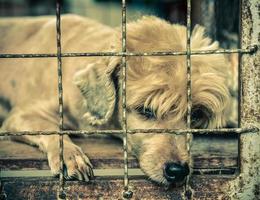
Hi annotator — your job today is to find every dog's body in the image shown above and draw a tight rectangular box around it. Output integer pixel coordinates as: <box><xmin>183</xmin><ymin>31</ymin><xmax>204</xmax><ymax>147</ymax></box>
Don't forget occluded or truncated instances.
<box><xmin>0</xmin><ymin>15</ymin><xmax>235</xmax><ymax>185</ymax></box>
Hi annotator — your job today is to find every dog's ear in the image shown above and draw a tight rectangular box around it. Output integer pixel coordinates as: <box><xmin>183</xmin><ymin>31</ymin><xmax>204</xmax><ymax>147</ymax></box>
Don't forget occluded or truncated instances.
<box><xmin>73</xmin><ymin>57</ymin><xmax>121</xmax><ymax>126</ymax></box>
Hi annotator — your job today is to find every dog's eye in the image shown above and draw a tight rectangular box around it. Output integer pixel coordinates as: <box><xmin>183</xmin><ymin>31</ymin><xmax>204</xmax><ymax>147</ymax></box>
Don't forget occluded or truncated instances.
<box><xmin>136</xmin><ymin>106</ymin><xmax>156</xmax><ymax>120</ymax></box>
<box><xmin>190</xmin><ymin>106</ymin><xmax>211</xmax><ymax>129</ymax></box>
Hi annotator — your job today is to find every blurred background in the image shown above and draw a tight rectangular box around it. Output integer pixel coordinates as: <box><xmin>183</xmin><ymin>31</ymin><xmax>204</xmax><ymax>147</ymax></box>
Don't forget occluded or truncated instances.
<box><xmin>0</xmin><ymin>0</ymin><xmax>239</xmax><ymax>48</ymax></box>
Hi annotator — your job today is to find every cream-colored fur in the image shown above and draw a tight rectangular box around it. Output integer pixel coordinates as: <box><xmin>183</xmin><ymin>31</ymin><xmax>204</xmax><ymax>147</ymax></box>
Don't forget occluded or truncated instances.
<box><xmin>0</xmin><ymin>15</ymin><xmax>234</xmax><ymax>185</ymax></box>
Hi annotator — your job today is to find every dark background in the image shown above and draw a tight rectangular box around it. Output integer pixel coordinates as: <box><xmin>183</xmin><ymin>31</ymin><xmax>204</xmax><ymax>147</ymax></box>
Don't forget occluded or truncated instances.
<box><xmin>0</xmin><ymin>0</ymin><xmax>239</xmax><ymax>48</ymax></box>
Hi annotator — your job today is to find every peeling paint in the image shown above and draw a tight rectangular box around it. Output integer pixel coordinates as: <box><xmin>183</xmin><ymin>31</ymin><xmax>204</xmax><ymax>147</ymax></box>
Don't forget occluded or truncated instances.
<box><xmin>227</xmin><ymin>0</ymin><xmax>260</xmax><ymax>199</ymax></box>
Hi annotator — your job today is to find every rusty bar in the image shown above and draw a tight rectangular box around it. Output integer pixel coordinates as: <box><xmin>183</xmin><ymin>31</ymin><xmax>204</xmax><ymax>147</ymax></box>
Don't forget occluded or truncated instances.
<box><xmin>227</xmin><ymin>0</ymin><xmax>260</xmax><ymax>199</ymax></box>
<box><xmin>239</xmin><ymin>0</ymin><xmax>260</xmax><ymax>179</ymax></box>
<box><xmin>0</xmin><ymin>46</ymin><xmax>257</xmax><ymax>58</ymax></box>
<box><xmin>121</xmin><ymin>0</ymin><xmax>133</xmax><ymax>199</ymax></box>
<box><xmin>55</xmin><ymin>0</ymin><xmax>65</xmax><ymax>199</ymax></box>
<box><xmin>127</xmin><ymin>127</ymin><xmax>259</xmax><ymax>134</ymax></box>
<box><xmin>184</xmin><ymin>0</ymin><xmax>193</xmax><ymax>199</ymax></box>
<box><xmin>186</xmin><ymin>0</ymin><xmax>192</xmax><ymax>132</ymax></box>
<box><xmin>0</xmin><ymin>127</ymin><xmax>258</xmax><ymax>136</ymax></box>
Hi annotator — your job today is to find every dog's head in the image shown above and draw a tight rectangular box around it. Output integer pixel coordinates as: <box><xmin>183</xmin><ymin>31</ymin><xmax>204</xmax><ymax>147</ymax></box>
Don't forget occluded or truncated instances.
<box><xmin>73</xmin><ymin>16</ymin><xmax>231</xmax><ymax>185</ymax></box>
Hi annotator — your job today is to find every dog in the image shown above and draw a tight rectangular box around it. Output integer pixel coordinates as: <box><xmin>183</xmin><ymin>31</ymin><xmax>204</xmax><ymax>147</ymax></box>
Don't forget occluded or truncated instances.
<box><xmin>0</xmin><ymin>15</ymin><xmax>236</xmax><ymax>185</ymax></box>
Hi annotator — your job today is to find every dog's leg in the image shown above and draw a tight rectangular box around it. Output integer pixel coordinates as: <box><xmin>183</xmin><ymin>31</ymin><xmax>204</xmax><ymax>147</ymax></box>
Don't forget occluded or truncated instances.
<box><xmin>1</xmin><ymin>105</ymin><xmax>93</xmax><ymax>181</ymax></box>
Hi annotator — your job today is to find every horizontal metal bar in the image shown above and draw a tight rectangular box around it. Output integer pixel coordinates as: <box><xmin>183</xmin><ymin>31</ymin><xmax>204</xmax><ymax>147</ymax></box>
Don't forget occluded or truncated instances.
<box><xmin>0</xmin><ymin>46</ymin><xmax>257</xmax><ymax>59</ymax></box>
<box><xmin>0</xmin><ymin>127</ymin><xmax>258</xmax><ymax>136</ymax></box>
<box><xmin>128</xmin><ymin>127</ymin><xmax>258</xmax><ymax>134</ymax></box>
<box><xmin>0</xmin><ymin>168</ymin><xmax>236</xmax><ymax>178</ymax></box>
<box><xmin>0</xmin><ymin>130</ymin><xmax>122</xmax><ymax>136</ymax></box>
<box><xmin>0</xmin><ymin>169</ymin><xmax>144</xmax><ymax>178</ymax></box>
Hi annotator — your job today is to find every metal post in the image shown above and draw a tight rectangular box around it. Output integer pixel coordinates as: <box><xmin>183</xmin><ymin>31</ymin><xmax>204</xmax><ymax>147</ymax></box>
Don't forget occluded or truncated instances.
<box><xmin>227</xmin><ymin>0</ymin><xmax>260</xmax><ymax>199</ymax></box>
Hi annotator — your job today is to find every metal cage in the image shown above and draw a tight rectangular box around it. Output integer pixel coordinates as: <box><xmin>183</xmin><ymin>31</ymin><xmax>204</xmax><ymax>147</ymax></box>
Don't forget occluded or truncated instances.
<box><xmin>0</xmin><ymin>0</ymin><xmax>259</xmax><ymax>199</ymax></box>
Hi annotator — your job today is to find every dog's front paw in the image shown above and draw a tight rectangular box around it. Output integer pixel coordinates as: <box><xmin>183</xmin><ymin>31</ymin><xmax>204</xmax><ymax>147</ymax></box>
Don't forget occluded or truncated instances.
<box><xmin>47</xmin><ymin>141</ymin><xmax>94</xmax><ymax>181</ymax></box>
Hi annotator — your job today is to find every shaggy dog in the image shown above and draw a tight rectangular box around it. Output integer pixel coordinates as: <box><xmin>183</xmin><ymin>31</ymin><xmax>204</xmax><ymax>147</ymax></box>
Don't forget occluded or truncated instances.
<box><xmin>0</xmin><ymin>15</ymin><xmax>235</xmax><ymax>185</ymax></box>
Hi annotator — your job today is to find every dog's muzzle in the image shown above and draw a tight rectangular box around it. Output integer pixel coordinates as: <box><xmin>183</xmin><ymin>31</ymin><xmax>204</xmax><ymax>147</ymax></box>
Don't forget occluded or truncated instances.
<box><xmin>163</xmin><ymin>162</ymin><xmax>190</xmax><ymax>183</ymax></box>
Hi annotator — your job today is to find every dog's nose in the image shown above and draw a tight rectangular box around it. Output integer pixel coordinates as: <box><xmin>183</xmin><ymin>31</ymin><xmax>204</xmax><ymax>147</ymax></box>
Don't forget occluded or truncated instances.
<box><xmin>163</xmin><ymin>162</ymin><xmax>189</xmax><ymax>183</ymax></box>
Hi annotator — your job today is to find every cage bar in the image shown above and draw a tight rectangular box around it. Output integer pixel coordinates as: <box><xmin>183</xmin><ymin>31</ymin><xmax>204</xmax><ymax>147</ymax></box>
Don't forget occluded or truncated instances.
<box><xmin>55</xmin><ymin>0</ymin><xmax>65</xmax><ymax>199</ymax></box>
<box><xmin>121</xmin><ymin>0</ymin><xmax>133</xmax><ymax>198</ymax></box>
<box><xmin>226</xmin><ymin>0</ymin><xmax>260</xmax><ymax>199</ymax></box>
<box><xmin>184</xmin><ymin>0</ymin><xmax>193</xmax><ymax>199</ymax></box>
<box><xmin>0</xmin><ymin>127</ymin><xmax>258</xmax><ymax>137</ymax></box>
<box><xmin>0</xmin><ymin>47</ymin><xmax>257</xmax><ymax>58</ymax></box>
<box><xmin>186</xmin><ymin>0</ymin><xmax>192</xmax><ymax>133</ymax></box>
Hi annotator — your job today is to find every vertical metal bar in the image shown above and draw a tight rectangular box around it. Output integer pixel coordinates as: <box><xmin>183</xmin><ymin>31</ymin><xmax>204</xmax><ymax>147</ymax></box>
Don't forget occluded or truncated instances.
<box><xmin>227</xmin><ymin>0</ymin><xmax>260</xmax><ymax>199</ymax></box>
<box><xmin>185</xmin><ymin>0</ymin><xmax>193</xmax><ymax>199</ymax></box>
<box><xmin>239</xmin><ymin>0</ymin><xmax>260</xmax><ymax>175</ymax></box>
<box><xmin>55</xmin><ymin>0</ymin><xmax>65</xmax><ymax>199</ymax></box>
<box><xmin>186</xmin><ymin>0</ymin><xmax>192</xmax><ymax>129</ymax></box>
<box><xmin>237</xmin><ymin>0</ymin><xmax>242</xmax><ymax>175</ymax></box>
<box><xmin>121</xmin><ymin>0</ymin><xmax>132</xmax><ymax>199</ymax></box>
